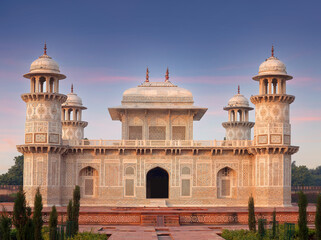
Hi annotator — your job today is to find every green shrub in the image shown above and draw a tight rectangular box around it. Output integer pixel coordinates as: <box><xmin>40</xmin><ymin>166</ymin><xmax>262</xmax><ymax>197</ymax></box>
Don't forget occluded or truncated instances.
<box><xmin>42</xmin><ymin>231</ymin><xmax>108</xmax><ymax>240</ymax></box>
<box><xmin>222</xmin><ymin>229</ymin><xmax>259</xmax><ymax>240</ymax></box>
<box><xmin>66</xmin><ymin>232</ymin><xmax>108</xmax><ymax>240</ymax></box>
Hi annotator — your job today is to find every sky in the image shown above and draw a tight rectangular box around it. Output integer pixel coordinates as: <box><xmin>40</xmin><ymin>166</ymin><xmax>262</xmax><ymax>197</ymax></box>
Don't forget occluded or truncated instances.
<box><xmin>0</xmin><ymin>0</ymin><xmax>321</xmax><ymax>173</ymax></box>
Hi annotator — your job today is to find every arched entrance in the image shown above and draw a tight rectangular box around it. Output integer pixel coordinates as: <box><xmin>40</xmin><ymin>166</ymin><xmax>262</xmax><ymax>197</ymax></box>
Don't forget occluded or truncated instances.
<box><xmin>146</xmin><ymin>167</ymin><xmax>169</xmax><ymax>198</ymax></box>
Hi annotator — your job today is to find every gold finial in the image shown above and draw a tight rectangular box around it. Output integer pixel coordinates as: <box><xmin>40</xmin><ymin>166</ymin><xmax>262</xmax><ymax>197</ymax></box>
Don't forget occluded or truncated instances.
<box><xmin>146</xmin><ymin>67</ymin><xmax>149</xmax><ymax>82</ymax></box>
<box><xmin>238</xmin><ymin>85</ymin><xmax>240</xmax><ymax>94</ymax></box>
<box><xmin>44</xmin><ymin>42</ymin><xmax>47</xmax><ymax>55</ymax></box>
<box><xmin>271</xmin><ymin>44</ymin><xmax>274</xmax><ymax>57</ymax></box>
<box><xmin>165</xmin><ymin>67</ymin><xmax>169</xmax><ymax>82</ymax></box>
<box><xmin>71</xmin><ymin>84</ymin><xmax>74</xmax><ymax>93</ymax></box>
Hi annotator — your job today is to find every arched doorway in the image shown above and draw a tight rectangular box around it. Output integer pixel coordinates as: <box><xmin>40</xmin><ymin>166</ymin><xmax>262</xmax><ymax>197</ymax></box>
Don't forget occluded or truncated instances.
<box><xmin>146</xmin><ymin>167</ymin><xmax>169</xmax><ymax>198</ymax></box>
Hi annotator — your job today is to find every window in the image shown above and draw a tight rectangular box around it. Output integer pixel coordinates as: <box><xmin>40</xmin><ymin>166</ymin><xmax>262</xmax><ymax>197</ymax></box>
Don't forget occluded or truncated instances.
<box><xmin>149</xmin><ymin>126</ymin><xmax>166</xmax><ymax>140</ymax></box>
<box><xmin>129</xmin><ymin>126</ymin><xmax>142</xmax><ymax>140</ymax></box>
<box><xmin>172</xmin><ymin>126</ymin><xmax>186</xmax><ymax>140</ymax></box>
<box><xmin>85</xmin><ymin>179</ymin><xmax>94</xmax><ymax>195</ymax></box>
<box><xmin>181</xmin><ymin>179</ymin><xmax>191</xmax><ymax>196</ymax></box>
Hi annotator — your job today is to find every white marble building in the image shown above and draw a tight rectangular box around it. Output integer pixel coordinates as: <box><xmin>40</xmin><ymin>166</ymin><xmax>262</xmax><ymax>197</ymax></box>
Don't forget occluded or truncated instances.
<box><xmin>17</xmin><ymin>45</ymin><xmax>298</xmax><ymax>207</ymax></box>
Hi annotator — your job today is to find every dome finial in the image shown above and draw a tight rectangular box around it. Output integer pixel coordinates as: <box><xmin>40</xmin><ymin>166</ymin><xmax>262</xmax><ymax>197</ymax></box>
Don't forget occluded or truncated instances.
<box><xmin>44</xmin><ymin>42</ymin><xmax>47</xmax><ymax>55</ymax></box>
<box><xmin>271</xmin><ymin>44</ymin><xmax>274</xmax><ymax>57</ymax></box>
<box><xmin>71</xmin><ymin>84</ymin><xmax>74</xmax><ymax>93</ymax></box>
<box><xmin>165</xmin><ymin>67</ymin><xmax>169</xmax><ymax>82</ymax></box>
<box><xmin>146</xmin><ymin>67</ymin><xmax>149</xmax><ymax>82</ymax></box>
<box><xmin>238</xmin><ymin>85</ymin><xmax>240</xmax><ymax>94</ymax></box>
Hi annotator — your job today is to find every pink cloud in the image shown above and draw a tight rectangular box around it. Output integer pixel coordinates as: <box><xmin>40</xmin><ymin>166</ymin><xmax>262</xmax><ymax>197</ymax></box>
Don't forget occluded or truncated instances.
<box><xmin>0</xmin><ymin>134</ymin><xmax>22</xmax><ymax>152</ymax></box>
<box><xmin>288</xmin><ymin>76</ymin><xmax>320</xmax><ymax>86</ymax></box>
<box><xmin>292</xmin><ymin>108</ymin><xmax>321</xmax><ymax>123</ymax></box>
<box><xmin>292</xmin><ymin>116</ymin><xmax>321</xmax><ymax>123</ymax></box>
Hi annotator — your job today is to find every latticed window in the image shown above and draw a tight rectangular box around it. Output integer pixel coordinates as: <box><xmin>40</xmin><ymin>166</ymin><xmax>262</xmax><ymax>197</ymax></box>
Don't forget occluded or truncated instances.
<box><xmin>149</xmin><ymin>126</ymin><xmax>166</xmax><ymax>140</ymax></box>
<box><xmin>181</xmin><ymin>179</ymin><xmax>191</xmax><ymax>196</ymax></box>
<box><xmin>84</xmin><ymin>167</ymin><xmax>94</xmax><ymax>176</ymax></box>
<box><xmin>221</xmin><ymin>167</ymin><xmax>230</xmax><ymax>177</ymax></box>
<box><xmin>85</xmin><ymin>179</ymin><xmax>94</xmax><ymax>195</ymax></box>
<box><xmin>221</xmin><ymin>179</ymin><xmax>231</xmax><ymax>197</ymax></box>
<box><xmin>129</xmin><ymin>126</ymin><xmax>142</xmax><ymax>140</ymax></box>
<box><xmin>172</xmin><ymin>126</ymin><xmax>186</xmax><ymax>140</ymax></box>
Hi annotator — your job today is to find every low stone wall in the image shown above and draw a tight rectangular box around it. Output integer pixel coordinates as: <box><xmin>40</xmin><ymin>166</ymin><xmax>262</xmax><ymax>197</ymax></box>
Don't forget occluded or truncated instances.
<box><xmin>0</xmin><ymin>205</ymin><xmax>316</xmax><ymax>226</ymax></box>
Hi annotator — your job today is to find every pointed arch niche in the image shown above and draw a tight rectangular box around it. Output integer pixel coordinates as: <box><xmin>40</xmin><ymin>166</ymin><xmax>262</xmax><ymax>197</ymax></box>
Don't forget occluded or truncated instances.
<box><xmin>79</xmin><ymin>166</ymin><xmax>99</xmax><ymax>198</ymax></box>
<box><xmin>217</xmin><ymin>167</ymin><xmax>237</xmax><ymax>198</ymax></box>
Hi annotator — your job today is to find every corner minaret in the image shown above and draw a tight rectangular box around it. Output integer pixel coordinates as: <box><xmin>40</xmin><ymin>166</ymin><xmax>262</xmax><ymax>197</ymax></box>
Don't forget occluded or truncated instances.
<box><xmin>250</xmin><ymin>47</ymin><xmax>298</xmax><ymax>206</ymax></box>
<box><xmin>251</xmin><ymin>46</ymin><xmax>294</xmax><ymax>146</ymax></box>
<box><xmin>17</xmin><ymin>44</ymin><xmax>67</xmax><ymax>206</ymax></box>
<box><xmin>222</xmin><ymin>86</ymin><xmax>254</xmax><ymax>140</ymax></box>
<box><xmin>62</xmin><ymin>84</ymin><xmax>88</xmax><ymax>145</ymax></box>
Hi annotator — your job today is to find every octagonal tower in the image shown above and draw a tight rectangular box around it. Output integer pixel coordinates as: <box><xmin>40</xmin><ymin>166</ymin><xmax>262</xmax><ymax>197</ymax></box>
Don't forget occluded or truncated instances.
<box><xmin>250</xmin><ymin>46</ymin><xmax>298</xmax><ymax>206</ymax></box>
<box><xmin>17</xmin><ymin>44</ymin><xmax>67</xmax><ymax>206</ymax></box>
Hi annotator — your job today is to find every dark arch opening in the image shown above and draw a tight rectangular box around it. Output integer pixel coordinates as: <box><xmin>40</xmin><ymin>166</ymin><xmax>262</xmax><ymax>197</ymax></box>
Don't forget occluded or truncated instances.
<box><xmin>146</xmin><ymin>167</ymin><xmax>169</xmax><ymax>198</ymax></box>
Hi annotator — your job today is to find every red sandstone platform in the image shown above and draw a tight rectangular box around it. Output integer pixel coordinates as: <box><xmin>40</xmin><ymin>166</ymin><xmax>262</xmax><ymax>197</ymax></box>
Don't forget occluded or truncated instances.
<box><xmin>0</xmin><ymin>203</ymin><xmax>316</xmax><ymax>227</ymax></box>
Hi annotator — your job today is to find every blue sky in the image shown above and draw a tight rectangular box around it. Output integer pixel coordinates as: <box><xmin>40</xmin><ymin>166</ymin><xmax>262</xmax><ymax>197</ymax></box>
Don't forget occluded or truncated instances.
<box><xmin>0</xmin><ymin>0</ymin><xmax>321</xmax><ymax>173</ymax></box>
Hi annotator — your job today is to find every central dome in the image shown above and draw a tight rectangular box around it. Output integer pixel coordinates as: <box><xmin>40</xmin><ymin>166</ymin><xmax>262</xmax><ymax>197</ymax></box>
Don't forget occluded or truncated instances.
<box><xmin>122</xmin><ymin>81</ymin><xmax>194</xmax><ymax>105</ymax></box>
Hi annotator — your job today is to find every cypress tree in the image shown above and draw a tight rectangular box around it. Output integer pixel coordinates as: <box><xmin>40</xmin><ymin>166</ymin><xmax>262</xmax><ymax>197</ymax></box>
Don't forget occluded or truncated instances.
<box><xmin>258</xmin><ymin>217</ymin><xmax>265</xmax><ymax>239</ymax></box>
<box><xmin>33</xmin><ymin>187</ymin><xmax>43</xmax><ymax>240</ymax></box>
<box><xmin>25</xmin><ymin>206</ymin><xmax>34</xmax><ymax>240</ymax></box>
<box><xmin>72</xmin><ymin>185</ymin><xmax>80</xmax><ymax>234</ymax></box>
<box><xmin>248</xmin><ymin>195</ymin><xmax>256</xmax><ymax>232</ymax></box>
<box><xmin>49</xmin><ymin>205</ymin><xmax>58</xmax><ymax>240</ymax></box>
<box><xmin>13</xmin><ymin>187</ymin><xmax>28</xmax><ymax>240</ymax></box>
<box><xmin>0</xmin><ymin>207</ymin><xmax>12</xmax><ymax>240</ymax></box>
<box><xmin>298</xmin><ymin>191</ymin><xmax>308</xmax><ymax>240</ymax></box>
<box><xmin>66</xmin><ymin>199</ymin><xmax>73</xmax><ymax>236</ymax></box>
<box><xmin>315</xmin><ymin>194</ymin><xmax>321</xmax><ymax>240</ymax></box>
<box><xmin>67</xmin><ymin>199</ymin><xmax>73</xmax><ymax>222</ymax></box>
<box><xmin>272</xmin><ymin>208</ymin><xmax>277</xmax><ymax>239</ymax></box>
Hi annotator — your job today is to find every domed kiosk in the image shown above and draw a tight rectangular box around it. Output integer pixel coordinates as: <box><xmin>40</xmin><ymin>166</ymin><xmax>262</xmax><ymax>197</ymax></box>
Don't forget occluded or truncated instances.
<box><xmin>222</xmin><ymin>86</ymin><xmax>254</xmax><ymax>140</ymax></box>
<box><xmin>109</xmin><ymin>69</ymin><xmax>207</xmax><ymax>141</ymax></box>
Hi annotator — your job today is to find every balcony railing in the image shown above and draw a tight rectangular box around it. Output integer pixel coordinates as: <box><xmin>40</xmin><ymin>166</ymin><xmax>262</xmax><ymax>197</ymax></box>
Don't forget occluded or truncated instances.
<box><xmin>64</xmin><ymin>139</ymin><xmax>253</xmax><ymax>147</ymax></box>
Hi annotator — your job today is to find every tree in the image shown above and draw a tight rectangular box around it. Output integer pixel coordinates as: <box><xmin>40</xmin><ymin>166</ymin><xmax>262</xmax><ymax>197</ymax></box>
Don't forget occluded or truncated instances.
<box><xmin>33</xmin><ymin>187</ymin><xmax>43</xmax><ymax>240</ymax></box>
<box><xmin>272</xmin><ymin>208</ymin><xmax>277</xmax><ymax>239</ymax></box>
<box><xmin>72</xmin><ymin>185</ymin><xmax>80</xmax><ymax>234</ymax></box>
<box><xmin>67</xmin><ymin>199</ymin><xmax>73</xmax><ymax>222</ymax></box>
<box><xmin>316</xmin><ymin>194</ymin><xmax>321</xmax><ymax>240</ymax></box>
<box><xmin>0</xmin><ymin>155</ymin><xmax>23</xmax><ymax>185</ymax></box>
<box><xmin>248</xmin><ymin>195</ymin><xmax>256</xmax><ymax>232</ymax></box>
<box><xmin>49</xmin><ymin>205</ymin><xmax>58</xmax><ymax>240</ymax></box>
<box><xmin>298</xmin><ymin>191</ymin><xmax>308</xmax><ymax>240</ymax></box>
<box><xmin>66</xmin><ymin>199</ymin><xmax>73</xmax><ymax>236</ymax></box>
<box><xmin>25</xmin><ymin>206</ymin><xmax>34</xmax><ymax>240</ymax></box>
<box><xmin>0</xmin><ymin>207</ymin><xmax>12</xmax><ymax>240</ymax></box>
<box><xmin>13</xmin><ymin>187</ymin><xmax>28</xmax><ymax>240</ymax></box>
<box><xmin>291</xmin><ymin>161</ymin><xmax>312</xmax><ymax>186</ymax></box>
<box><xmin>258</xmin><ymin>217</ymin><xmax>265</xmax><ymax>239</ymax></box>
